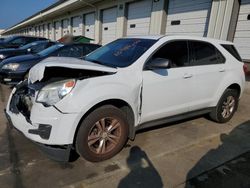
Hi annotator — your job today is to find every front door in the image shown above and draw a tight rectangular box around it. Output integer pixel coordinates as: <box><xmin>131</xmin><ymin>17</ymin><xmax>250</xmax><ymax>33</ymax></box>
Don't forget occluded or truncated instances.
<box><xmin>141</xmin><ymin>40</ymin><xmax>195</xmax><ymax>123</ymax></box>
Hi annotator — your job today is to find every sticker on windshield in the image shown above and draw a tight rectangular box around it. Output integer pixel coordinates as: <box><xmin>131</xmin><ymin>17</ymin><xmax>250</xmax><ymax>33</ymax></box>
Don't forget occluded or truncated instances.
<box><xmin>113</xmin><ymin>39</ymin><xmax>141</xmax><ymax>57</ymax></box>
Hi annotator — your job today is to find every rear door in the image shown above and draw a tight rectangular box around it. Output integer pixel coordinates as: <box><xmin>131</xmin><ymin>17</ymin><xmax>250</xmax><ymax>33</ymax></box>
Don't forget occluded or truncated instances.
<box><xmin>189</xmin><ymin>40</ymin><xmax>226</xmax><ymax>110</ymax></box>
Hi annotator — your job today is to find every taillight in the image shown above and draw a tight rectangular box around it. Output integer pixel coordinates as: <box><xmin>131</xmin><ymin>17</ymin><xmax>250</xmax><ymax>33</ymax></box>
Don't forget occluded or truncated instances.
<box><xmin>243</xmin><ymin>64</ymin><xmax>248</xmax><ymax>74</ymax></box>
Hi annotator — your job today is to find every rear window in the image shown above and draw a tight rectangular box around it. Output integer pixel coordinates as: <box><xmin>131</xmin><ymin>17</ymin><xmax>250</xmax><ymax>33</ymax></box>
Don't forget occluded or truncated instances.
<box><xmin>221</xmin><ymin>44</ymin><xmax>242</xmax><ymax>62</ymax></box>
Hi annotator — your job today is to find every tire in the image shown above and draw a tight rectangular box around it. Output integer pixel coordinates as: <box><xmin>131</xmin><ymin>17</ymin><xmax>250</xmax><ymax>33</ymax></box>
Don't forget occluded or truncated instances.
<box><xmin>75</xmin><ymin>105</ymin><xmax>129</xmax><ymax>162</ymax></box>
<box><xmin>209</xmin><ymin>89</ymin><xmax>239</xmax><ymax>123</ymax></box>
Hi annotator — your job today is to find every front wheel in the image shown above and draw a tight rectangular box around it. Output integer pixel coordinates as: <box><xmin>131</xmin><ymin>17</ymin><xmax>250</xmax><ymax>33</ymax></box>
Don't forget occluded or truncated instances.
<box><xmin>75</xmin><ymin>105</ymin><xmax>129</xmax><ymax>162</ymax></box>
<box><xmin>209</xmin><ymin>89</ymin><xmax>239</xmax><ymax>123</ymax></box>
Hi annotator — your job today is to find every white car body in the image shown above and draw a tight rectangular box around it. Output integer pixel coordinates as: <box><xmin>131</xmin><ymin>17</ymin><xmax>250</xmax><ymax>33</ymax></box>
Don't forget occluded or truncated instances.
<box><xmin>5</xmin><ymin>35</ymin><xmax>245</xmax><ymax>158</ymax></box>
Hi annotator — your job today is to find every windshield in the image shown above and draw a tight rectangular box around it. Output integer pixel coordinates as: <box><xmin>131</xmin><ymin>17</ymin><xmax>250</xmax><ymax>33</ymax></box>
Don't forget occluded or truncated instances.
<box><xmin>19</xmin><ymin>42</ymin><xmax>39</xmax><ymax>50</ymax></box>
<box><xmin>38</xmin><ymin>43</ymin><xmax>63</xmax><ymax>56</ymax></box>
<box><xmin>85</xmin><ymin>38</ymin><xmax>156</xmax><ymax>68</ymax></box>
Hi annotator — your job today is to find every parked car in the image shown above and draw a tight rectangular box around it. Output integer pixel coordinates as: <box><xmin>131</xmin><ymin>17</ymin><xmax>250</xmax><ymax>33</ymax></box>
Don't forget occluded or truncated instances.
<box><xmin>0</xmin><ymin>35</ymin><xmax>46</xmax><ymax>49</ymax></box>
<box><xmin>0</xmin><ymin>40</ymin><xmax>56</xmax><ymax>62</ymax></box>
<box><xmin>5</xmin><ymin>36</ymin><xmax>245</xmax><ymax>162</ymax></box>
<box><xmin>0</xmin><ymin>43</ymin><xmax>101</xmax><ymax>84</ymax></box>
<box><xmin>0</xmin><ymin>37</ymin><xmax>6</xmax><ymax>41</ymax></box>
<box><xmin>58</xmin><ymin>35</ymin><xmax>94</xmax><ymax>43</ymax></box>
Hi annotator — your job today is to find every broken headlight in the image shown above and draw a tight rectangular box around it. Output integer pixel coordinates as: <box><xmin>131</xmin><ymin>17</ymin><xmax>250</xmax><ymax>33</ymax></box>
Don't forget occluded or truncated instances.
<box><xmin>36</xmin><ymin>79</ymin><xmax>76</xmax><ymax>106</ymax></box>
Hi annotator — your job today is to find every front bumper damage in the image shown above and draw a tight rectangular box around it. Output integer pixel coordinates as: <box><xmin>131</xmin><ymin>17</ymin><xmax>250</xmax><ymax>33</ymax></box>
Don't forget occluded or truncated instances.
<box><xmin>5</xmin><ymin>81</ymin><xmax>79</xmax><ymax>161</ymax></box>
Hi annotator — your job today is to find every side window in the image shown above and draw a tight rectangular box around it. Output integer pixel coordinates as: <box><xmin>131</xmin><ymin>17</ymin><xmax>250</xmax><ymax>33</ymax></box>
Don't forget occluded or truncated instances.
<box><xmin>10</xmin><ymin>37</ymin><xmax>26</xmax><ymax>45</ymax></box>
<box><xmin>57</xmin><ymin>46</ymin><xmax>81</xmax><ymax>57</ymax></box>
<box><xmin>191</xmin><ymin>41</ymin><xmax>224</xmax><ymax>65</ymax></box>
<box><xmin>216</xmin><ymin>49</ymin><xmax>226</xmax><ymax>64</ymax></box>
<box><xmin>31</xmin><ymin>43</ymin><xmax>47</xmax><ymax>53</ymax></box>
<box><xmin>221</xmin><ymin>44</ymin><xmax>242</xmax><ymax>62</ymax></box>
<box><xmin>151</xmin><ymin>41</ymin><xmax>189</xmax><ymax>67</ymax></box>
<box><xmin>82</xmin><ymin>45</ymin><xmax>99</xmax><ymax>56</ymax></box>
<box><xmin>48</xmin><ymin>42</ymin><xmax>55</xmax><ymax>48</ymax></box>
<box><xmin>25</xmin><ymin>38</ymin><xmax>36</xmax><ymax>44</ymax></box>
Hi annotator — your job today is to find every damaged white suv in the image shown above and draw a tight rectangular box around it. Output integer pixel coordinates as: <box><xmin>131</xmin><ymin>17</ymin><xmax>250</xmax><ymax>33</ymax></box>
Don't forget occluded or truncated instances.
<box><xmin>5</xmin><ymin>36</ymin><xmax>245</xmax><ymax>162</ymax></box>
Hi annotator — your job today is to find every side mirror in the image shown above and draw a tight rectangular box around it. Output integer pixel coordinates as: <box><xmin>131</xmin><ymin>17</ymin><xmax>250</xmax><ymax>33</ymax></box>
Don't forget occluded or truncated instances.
<box><xmin>145</xmin><ymin>58</ymin><xmax>171</xmax><ymax>70</ymax></box>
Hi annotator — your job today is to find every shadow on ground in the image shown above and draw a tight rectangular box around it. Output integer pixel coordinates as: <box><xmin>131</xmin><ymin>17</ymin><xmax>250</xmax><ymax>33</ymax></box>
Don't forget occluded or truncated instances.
<box><xmin>185</xmin><ymin>120</ymin><xmax>250</xmax><ymax>188</ymax></box>
<box><xmin>118</xmin><ymin>146</ymin><xmax>163</xmax><ymax>188</ymax></box>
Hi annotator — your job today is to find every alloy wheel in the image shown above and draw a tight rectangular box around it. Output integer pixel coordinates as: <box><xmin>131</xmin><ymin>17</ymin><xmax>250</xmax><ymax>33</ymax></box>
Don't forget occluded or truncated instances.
<box><xmin>87</xmin><ymin>117</ymin><xmax>122</xmax><ymax>155</ymax></box>
<box><xmin>221</xmin><ymin>95</ymin><xmax>235</xmax><ymax>119</ymax></box>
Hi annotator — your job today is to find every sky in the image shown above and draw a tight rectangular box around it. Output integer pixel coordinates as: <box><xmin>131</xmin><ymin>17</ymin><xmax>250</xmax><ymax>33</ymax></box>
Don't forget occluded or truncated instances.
<box><xmin>0</xmin><ymin>0</ymin><xmax>58</xmax><ymax>29</ymax></box>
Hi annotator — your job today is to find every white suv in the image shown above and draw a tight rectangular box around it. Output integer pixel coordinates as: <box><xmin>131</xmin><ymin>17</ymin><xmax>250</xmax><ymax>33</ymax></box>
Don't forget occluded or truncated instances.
<box><xmin>5</xmin><ymin>35</ymin><xmax>246</xmax><ymax>162</ymax></box>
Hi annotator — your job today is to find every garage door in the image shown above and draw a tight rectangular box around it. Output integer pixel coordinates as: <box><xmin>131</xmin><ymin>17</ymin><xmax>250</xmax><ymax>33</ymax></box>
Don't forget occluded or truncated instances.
<box><xmin>62</xmin><ymin>19</ymin><xmax>69</xmax><ymax>36</ymax></box>
<box><xmin>31</xmin><ymin>27</ymin><xmax>35</xmax><ymax>36</ymax></box>
<box><xmin>126</xmin><ymin>0</ymin><xmax>152</xmax><ymax>36</ymax></box>
<box><xmin>43</xmin><ymin>24</ymin><xmax>47</xmax><ymax>38</ymax></box>
<box><xmin>234</xmin><ymin>0</ymin><xmax>250</xmax><ymax>61</ymax></box>
<box><xmin>48</xmin><ymin>23</ymin><xmax>52</xmax><ymax>39</ymax></box>
<box><xmin>39</xmin><ymin>25</ymin><xmax>43</xmax><ymax>37</ymax></box>
<box><xmin>101</xmin><ymin>7</ymin><xmax>117</xmax><ymax>44</ymax></box>
<box><xmin>84</xmin><ymin>13</ymin><xmax>95</xmax><ymax>40</ymax></box>
<box><xmin>35</xmin><ymin>26</ymin><xmax>39</xmax><ymax>36</ymax></box>
<box><xmin>165</xmin><ymin>0</ymin><xmax>212</xmax><ymax>37</ymax></box>
<box><xmin>55</xmin><ymin>21</ymin><xmax>61</xmax><ymax>40</ymax></box>
<box><xmin>72</xmin><ymin>16</ymin><xmax>82</xmax><ymax>36</ymax></box>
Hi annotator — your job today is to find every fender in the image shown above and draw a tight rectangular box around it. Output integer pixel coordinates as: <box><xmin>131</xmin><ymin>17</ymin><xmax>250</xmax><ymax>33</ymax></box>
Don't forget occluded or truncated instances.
<box><xmin>212</xmin><ymin>71</ymin><xmax>243</xmax><ymax>107</ymax></box>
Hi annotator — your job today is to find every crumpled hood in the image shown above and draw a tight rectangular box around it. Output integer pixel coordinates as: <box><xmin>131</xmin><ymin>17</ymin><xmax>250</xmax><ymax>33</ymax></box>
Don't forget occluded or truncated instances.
<box><xmin>29</xmin><ymin>57</ymin><xmax>117</xmax><ymax>83</ymax></box>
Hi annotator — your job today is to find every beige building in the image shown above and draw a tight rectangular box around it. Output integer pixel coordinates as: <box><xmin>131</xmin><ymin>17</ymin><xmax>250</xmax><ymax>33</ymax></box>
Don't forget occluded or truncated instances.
<box><xmin>1</xmin><ymin>0</ymin><xmax>250</xmax><ymax>61</ymax></box>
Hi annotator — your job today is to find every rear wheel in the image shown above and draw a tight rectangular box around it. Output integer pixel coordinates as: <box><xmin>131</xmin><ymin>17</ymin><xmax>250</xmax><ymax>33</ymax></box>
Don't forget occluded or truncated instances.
<box><xmin>75</xmin><ymin>105</ymin><xmax>129</xmax><ymax>162</ymax></box>
<box><xmin>209</xmin><ymin>89</ymin><xmax>239</xmax><ymax>123</ymax></box>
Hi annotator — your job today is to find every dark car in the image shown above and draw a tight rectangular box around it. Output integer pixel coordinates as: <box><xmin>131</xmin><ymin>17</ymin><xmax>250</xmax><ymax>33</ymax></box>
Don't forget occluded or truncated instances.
<box><xmin>0</xmin><ymin>40</ymin><xmax>56</xmax><ymax>62</ymax></box>
<box><xmin>0</xmin><ymin>43</ymin><xmax>101</xmax><ymax>84</ymax></box>
<box><xmin>0</xmin><ymin>35</ymin><xmax>47</xmax><ymax>49</ymax></box>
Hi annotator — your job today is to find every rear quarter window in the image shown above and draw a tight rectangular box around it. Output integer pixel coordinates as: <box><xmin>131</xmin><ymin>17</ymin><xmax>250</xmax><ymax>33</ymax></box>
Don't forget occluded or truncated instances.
<box><xmin>221</xmin><ymin>44</ymin><xmax>242</xmax><ymax>62</ymax></box>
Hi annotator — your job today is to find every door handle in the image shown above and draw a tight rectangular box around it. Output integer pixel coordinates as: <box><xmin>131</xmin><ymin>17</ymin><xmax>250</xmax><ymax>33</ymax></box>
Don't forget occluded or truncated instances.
<box><xmin>183</xmin><ymin>73</ymin><xmax>193</xmax><ymax>79</ymax></box>
<box><xmin>219</xmin><ymin>68</ymin><xmax>226</xmax><ymax>72</ymax></box>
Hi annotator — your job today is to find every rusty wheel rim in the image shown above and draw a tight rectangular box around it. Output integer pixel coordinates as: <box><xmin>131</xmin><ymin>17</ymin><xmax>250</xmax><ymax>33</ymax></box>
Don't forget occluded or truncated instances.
<box><xmin>87</xmin><ymin>117</ymin><xmax>122</xmax><ymax>155</ymax></box>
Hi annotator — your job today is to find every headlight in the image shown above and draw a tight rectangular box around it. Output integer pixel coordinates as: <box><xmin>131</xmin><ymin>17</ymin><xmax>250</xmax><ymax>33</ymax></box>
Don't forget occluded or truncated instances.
<box><xmin>0</xmin><ymin>54</ymin><xmax>5</xmax><ymax>59</ymax></box>
<box><xmin>36</xmin><ymin>79</ymin><xmax>76</xmax><ymax>106</ymax></box>
<box><xmin>2</xmin><ymin>63</ymin><xmax>20</xmax><ymax>71</ymax></box>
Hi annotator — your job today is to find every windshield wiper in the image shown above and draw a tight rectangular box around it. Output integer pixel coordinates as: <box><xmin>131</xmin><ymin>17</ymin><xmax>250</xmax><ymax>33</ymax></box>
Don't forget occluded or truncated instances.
<box><xmin>86</xmin><ymin>59</ymin><xmax>103</xmax><ymax>65</ymax></box>
<box><xmin>86</xmin><ymin>59</ymin><xmax>117</xmax><ymax>68</ymax></box>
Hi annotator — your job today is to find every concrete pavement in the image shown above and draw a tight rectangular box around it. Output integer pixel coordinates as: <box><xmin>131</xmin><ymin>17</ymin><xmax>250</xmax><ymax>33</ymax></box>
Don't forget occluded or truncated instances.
<box><xmin>0</xmin><ymin>80</ymin><xmax>250</xmax><ymax>188</ymax></box>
